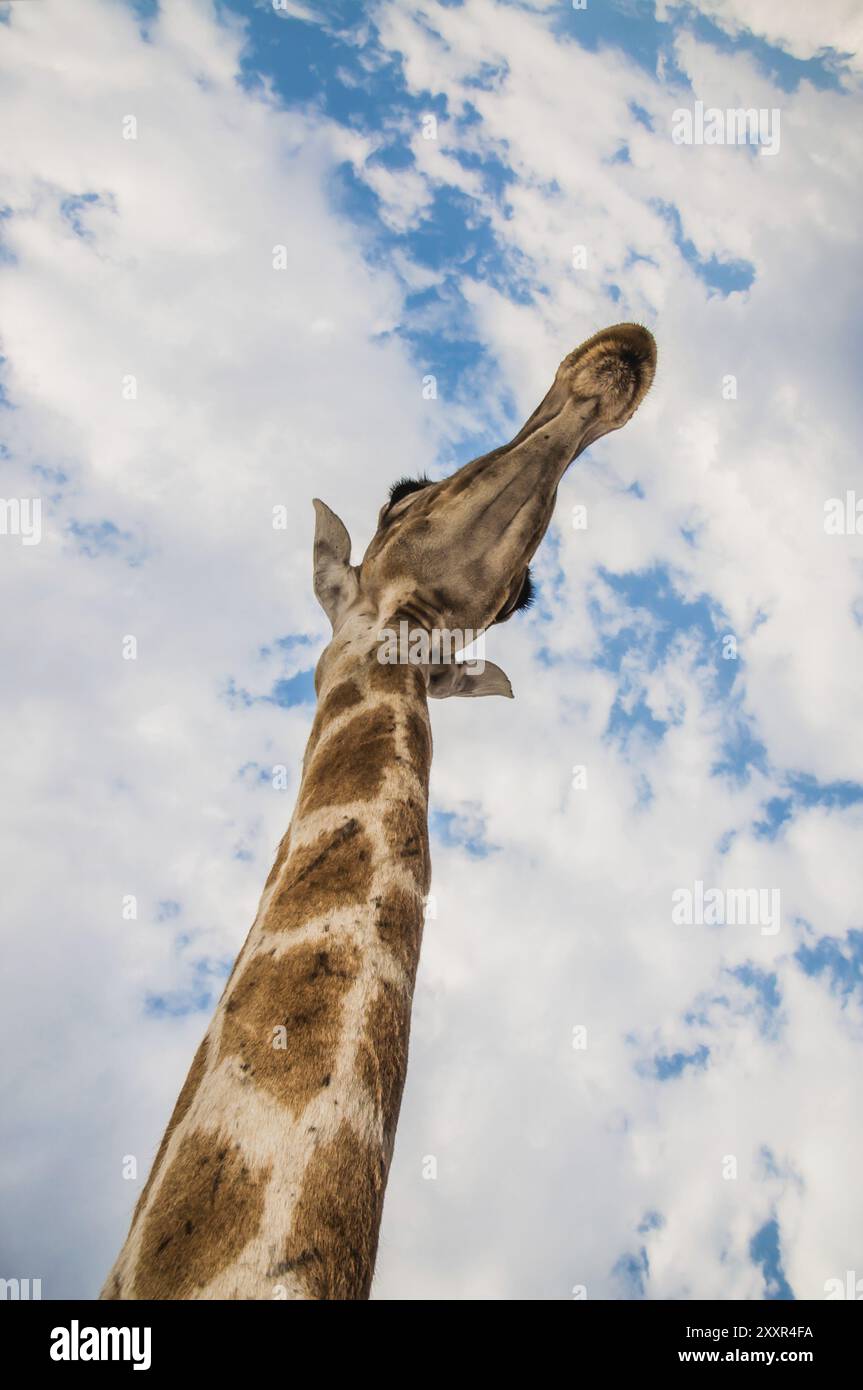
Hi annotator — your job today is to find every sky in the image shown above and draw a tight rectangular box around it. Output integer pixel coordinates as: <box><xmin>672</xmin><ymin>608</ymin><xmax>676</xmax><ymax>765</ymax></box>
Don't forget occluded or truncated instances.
<box><xmin>0</xmin><ymin>0</ymin><xmax>861</xmax><ymax>1301</ymax></box>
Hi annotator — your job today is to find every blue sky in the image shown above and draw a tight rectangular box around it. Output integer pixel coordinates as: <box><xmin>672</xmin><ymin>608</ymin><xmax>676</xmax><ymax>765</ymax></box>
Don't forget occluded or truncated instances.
<box><xmin>1</xmin><ymin>0</ymin><xmax>862</xmax><ymax>1301</ymax></box>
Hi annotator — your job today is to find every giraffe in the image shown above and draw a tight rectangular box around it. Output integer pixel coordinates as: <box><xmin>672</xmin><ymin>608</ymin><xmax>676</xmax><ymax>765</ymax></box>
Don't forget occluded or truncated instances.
<box><xmin>102</xmin><ymin>322</ymin><xmax>656</xmax><ymax>1300</ymax></box>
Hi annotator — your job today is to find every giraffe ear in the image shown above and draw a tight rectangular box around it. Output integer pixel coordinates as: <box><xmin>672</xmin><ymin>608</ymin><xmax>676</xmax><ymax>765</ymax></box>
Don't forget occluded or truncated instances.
<box><xmin>313</xmin><ymin>499</ymin><xmax>359</xmax><ymax>628</ymax></box>
<box><xmin>427</xmin><ymin>660</ymin><xmax>514</xmax><ymax>700</ymax></box>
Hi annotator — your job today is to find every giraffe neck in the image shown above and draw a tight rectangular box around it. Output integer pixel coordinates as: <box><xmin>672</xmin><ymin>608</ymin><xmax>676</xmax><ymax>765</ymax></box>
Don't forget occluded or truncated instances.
<box><xmin>103</xmin><ymin>629</ymin><xmax>432</xmax><ymax>1300</ymax></box>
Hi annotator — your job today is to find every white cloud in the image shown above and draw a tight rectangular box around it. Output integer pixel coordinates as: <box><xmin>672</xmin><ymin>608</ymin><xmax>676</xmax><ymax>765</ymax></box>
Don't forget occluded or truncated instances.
<box><xmin>663</xmin><ymin>0</ymin><xmax>863</xmax><ymax>74</ymax></box>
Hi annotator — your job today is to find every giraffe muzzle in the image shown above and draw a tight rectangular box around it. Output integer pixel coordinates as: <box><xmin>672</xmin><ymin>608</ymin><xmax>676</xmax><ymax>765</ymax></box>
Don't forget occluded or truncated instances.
<box><xmin>444</xmin><ymin>323</ymin><xmax>657</xmax><ymax>581</ymax></box>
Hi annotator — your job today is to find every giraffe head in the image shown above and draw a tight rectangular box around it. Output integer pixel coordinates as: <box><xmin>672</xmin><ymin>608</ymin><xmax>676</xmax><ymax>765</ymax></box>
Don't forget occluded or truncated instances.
<box><xmin>313</xmin><ymin>323</ymin><xmax>656</xmax><ymax>698</ymax></box>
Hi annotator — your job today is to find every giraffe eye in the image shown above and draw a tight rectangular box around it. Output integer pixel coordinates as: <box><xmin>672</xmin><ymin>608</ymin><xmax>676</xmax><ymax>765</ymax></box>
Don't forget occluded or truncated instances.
<box><xmin>387</xmin><ymin>474</ymin><xmax>432</xmax><ymax>510</ymax></box>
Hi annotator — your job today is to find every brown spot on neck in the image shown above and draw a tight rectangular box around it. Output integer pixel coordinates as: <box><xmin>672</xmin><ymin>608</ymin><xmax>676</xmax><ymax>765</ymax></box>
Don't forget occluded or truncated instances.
<box><xmin>367</xmin><ymin>659</ymin><xmax>427</xmax><ymax>700</ymax></box>
<box><xmin>374</xmin><ymin>883</ymin><xmax>424</xmax><ymax>979</ymax></box>
<box><xmin>264</xmin><ymin>818</ymin><xmax>373</xmax><ymax>933</ymax></box>
<box><xmin>383</xmin><ymin>797</ymin><xmax>431</xmax><ymax>893</ymax></box>
<box><xmin>403</xmin><ymin>708</ymin><xmax>431</xmax><ymax>793</ymax></box>
<box><xmin>298</xmin><ymin>705</ymin><xmax>396</xmax><ymax>815</ymax></box>
<box><xmin>356</xmin><ymin>980</ymin><xmax>413</xmax><ymax>1154</ymax></box>
<box><xmin>130</xmin><ymin>1035</ymin><xmax>210</xmax><ymax>1227</ymax></box>
<box><xmin>134</xmin><ymin>1129</ymin><xmax>270</xmax><ymax>1299</ymax></box>
<box><xmin>219</xmin><ymin>941</ymin><xmax>361</xmax><ymax>1119</ymax></box>
<box><xmin>277</xmin><ymin>1120</ymin><xmax>385</xmax><ymax>1299</ymax></box>
<box><xmin>306</xmin><ymin>679</ymin><xmax>363</xmax><ymax>756</ymax></box>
